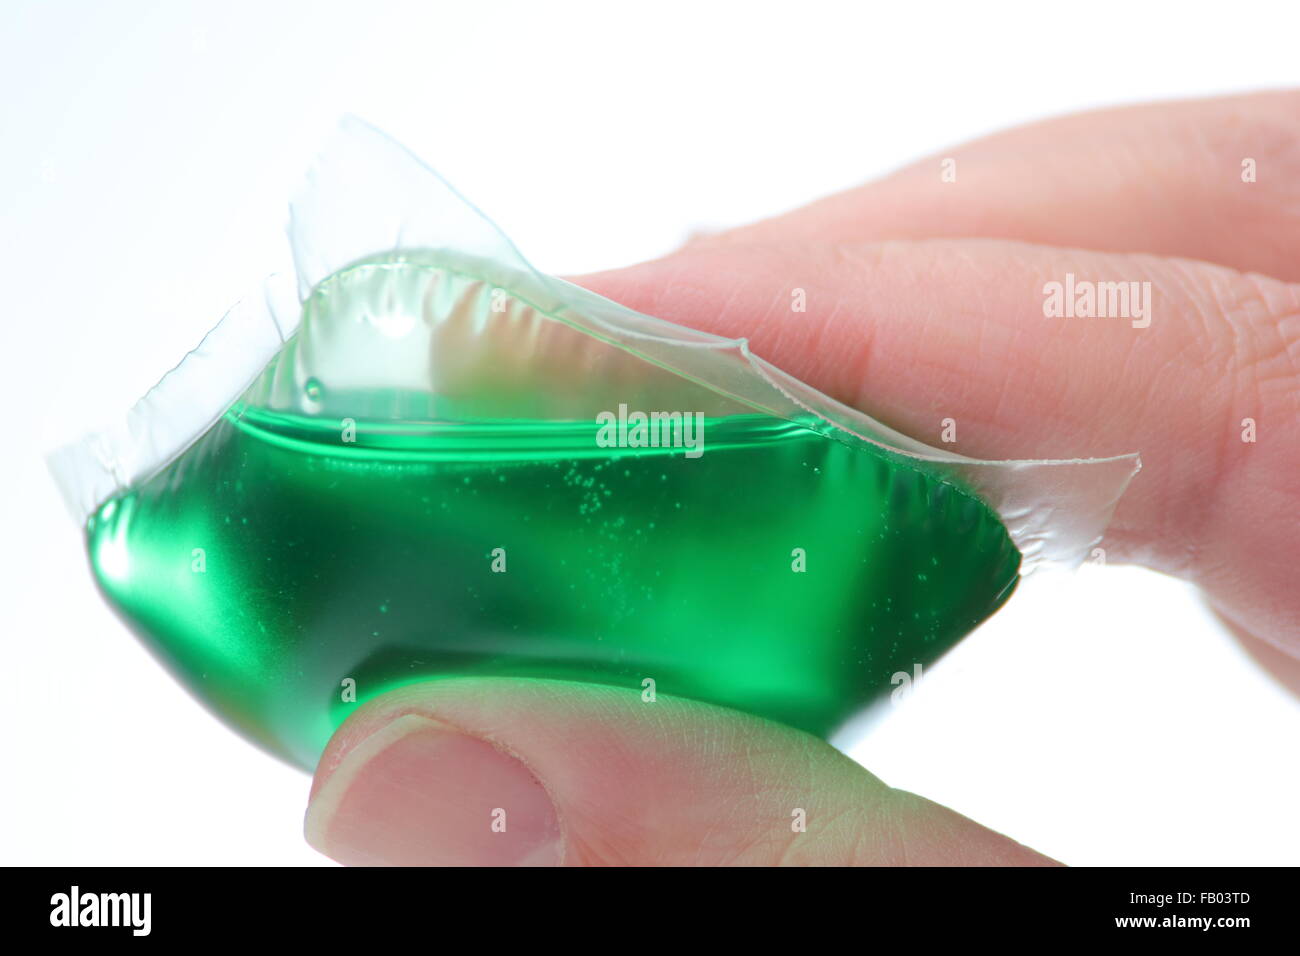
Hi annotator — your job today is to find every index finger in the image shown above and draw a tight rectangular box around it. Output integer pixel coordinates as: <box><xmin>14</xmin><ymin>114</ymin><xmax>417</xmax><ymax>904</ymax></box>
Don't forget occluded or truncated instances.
<box><xmin>576</xmin><ymin>238</ymin><xmax>1300</xmax><ymax>652</ymax></box>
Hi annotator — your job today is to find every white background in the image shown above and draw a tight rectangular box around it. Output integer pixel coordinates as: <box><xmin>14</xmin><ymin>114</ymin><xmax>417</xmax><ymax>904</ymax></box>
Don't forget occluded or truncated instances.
<box><xmin>2</xmin><ymin>0</ymin><xmax>1298</xmax><ymax>865</ymax></box>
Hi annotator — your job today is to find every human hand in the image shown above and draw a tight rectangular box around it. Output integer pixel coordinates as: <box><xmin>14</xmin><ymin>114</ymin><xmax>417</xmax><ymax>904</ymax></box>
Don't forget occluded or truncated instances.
<box><xmin>304</xmin><ymin>91</ymin><xmax>1300</xmax><ymax>866</ymax></box>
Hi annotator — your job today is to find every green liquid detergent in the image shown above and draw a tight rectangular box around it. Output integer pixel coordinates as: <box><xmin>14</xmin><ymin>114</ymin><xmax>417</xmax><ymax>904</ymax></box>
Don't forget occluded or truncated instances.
<box><xmin>84</xmin><ymin>256</ymin><xmax>1021</xmax><ymax>770</ymax></box>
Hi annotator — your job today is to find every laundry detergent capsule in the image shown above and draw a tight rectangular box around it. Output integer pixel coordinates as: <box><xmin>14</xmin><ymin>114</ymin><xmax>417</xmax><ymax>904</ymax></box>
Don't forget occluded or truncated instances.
<box><xmin>52</xmin><ymin>121</ymin><xmax>1139</xmax><ymax>770</ymax></box>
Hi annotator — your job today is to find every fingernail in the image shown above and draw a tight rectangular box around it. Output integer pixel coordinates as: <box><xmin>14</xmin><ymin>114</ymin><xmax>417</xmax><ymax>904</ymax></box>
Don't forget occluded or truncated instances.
<box><xmin>305</xmin><ymin>714</ymin><xmax>562</xmax><ymax>866</ymax></box>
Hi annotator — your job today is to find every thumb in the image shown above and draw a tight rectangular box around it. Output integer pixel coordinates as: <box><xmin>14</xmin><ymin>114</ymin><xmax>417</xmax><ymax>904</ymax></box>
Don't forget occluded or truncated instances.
<box><xmin>304</xmin><ymin>677</ymin><xmax>1055</xmax><ymax>866</ymax></box>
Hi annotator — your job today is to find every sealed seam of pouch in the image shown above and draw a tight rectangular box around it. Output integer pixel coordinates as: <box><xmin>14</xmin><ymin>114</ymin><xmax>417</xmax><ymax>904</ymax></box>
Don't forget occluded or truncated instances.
<box><xmin>48</xmin><ymin>116</ymin><xmax>1140</xmax><ymax>572</ymax></box>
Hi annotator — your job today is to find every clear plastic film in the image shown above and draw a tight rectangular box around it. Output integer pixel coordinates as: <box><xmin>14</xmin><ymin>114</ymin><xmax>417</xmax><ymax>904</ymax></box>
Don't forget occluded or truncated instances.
<box><xmin>53</xmin><ymin>117</ymin><xmax>1139</xmax><ymax>567</ymax></box>
<box><xmin>49</xmin><ymin>118</ymin><xmax>1140</xmax><ymax>767</ymax></box>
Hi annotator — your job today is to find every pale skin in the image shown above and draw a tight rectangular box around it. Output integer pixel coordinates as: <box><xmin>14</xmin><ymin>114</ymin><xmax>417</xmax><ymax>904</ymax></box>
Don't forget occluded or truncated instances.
<box><xmin>304</xmin><ymin>91</ymin><xmax>1300</xmax><ymax>866</ymax></box>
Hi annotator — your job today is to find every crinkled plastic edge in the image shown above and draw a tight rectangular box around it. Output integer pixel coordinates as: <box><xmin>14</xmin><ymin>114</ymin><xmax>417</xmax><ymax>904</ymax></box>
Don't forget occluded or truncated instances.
<box><xmin>48</xmin><ymin>116</ymin><xmax>1140</xmax><ymax>572</ymax></box>
<box><xmin>48</xmin><ymin>275</ymin><xmax>300</xmax><ymax>525</ymax></box>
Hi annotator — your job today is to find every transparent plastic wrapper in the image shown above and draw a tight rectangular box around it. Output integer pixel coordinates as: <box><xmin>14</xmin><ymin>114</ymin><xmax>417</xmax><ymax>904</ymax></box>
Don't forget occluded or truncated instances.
<box><xmin>50</xmin><ymin>119</ymin><xmax>1140</xmax><ymax>770</ymax></box>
